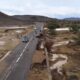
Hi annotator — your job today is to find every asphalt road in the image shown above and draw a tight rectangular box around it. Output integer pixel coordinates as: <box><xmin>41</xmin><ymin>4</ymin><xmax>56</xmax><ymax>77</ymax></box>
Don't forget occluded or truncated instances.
<box><xmin>0</xmin><ymin>23</ymin><xmax>44</xmax><ymax>80</ymax></box>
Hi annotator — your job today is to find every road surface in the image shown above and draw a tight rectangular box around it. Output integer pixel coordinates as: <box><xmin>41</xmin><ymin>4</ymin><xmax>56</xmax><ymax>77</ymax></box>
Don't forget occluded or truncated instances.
<box><xmin>0</xmin><ymin>23</ymin><xmax>44</xmax><ymax>80</ymax></box>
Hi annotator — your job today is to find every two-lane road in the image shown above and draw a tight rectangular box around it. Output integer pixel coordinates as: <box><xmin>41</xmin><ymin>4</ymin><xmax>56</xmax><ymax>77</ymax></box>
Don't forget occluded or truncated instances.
<box><xmin>3</xmin><ymin>37</ymin><xmax>38</xmax><ymax>80</ymax></box>
<box><xmin>0</xmin><ymin>23</ymin><xmax>44</xmax><ymax>80</ymax></box>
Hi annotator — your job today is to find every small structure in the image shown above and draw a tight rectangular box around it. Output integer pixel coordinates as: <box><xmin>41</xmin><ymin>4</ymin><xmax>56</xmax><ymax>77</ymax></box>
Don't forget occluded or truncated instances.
<box><xmin>55</xmin><ymin>28</ymin><xmax>69</xmax><ymax>32</ymax></box>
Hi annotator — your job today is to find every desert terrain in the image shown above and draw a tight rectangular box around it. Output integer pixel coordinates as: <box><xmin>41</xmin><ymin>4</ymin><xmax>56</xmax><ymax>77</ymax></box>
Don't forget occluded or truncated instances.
<box><xmin>0</xmin><ymin>26</ymin><xmax>33</xmax><ymax>59</ymax></box>
<box><xmin>0</xmin><ymin>11</ymin><xmax>80</xmax><ymax>80</ymax></box>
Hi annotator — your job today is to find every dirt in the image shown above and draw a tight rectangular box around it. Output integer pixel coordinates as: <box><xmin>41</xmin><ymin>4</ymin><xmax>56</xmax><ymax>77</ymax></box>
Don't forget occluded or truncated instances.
<box><xmin>27</xmin><ymin>50</ymin><xmax>49</xmax><ymax>80</ymax></box>
<box><xmin>41</xmin><ymin>28</ymin><xmax>80</xmax><ymax>80</ymax></box>
<box><xmin>27</xmin><ymin>29</ymin><xmax>80</xmax><ymax>80</ymax></box>
<box><xmin>48</xmin><ymin>31</ymin><xmax>80</xmax><ymax>80</ymax></box>
<box><xmin>0</xmin><ymin>27</ymin><xmax>32</xmax><ymax>59</ymax></box>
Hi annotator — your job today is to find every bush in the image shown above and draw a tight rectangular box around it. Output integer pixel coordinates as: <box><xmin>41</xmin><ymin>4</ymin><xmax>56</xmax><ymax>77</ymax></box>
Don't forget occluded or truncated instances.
<box><xmin>48</xmin><ymin>29</ymin><xmax>56</xmax><ymax>35</ymax></box>
<box><xmin>47</xmin><ymin>20</ymin><xmax>60</xmax><ymax>35</ymax></box>
<box><xmin>47</xmin><ymin>20</ymin><xmax>60</xmax><ymax>30</ymax></box>
<box><xmin>69</xmin><ymin>24</ymin><xmax>80</xmax><ymax>33</ymax></box>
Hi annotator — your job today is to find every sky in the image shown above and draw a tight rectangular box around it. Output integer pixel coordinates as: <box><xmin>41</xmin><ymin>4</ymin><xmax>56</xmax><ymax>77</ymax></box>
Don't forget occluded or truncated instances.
<box><xmin>0</xmin><ymin>0</ymin><xmax>80</xmax><ymax>19</ymax></box>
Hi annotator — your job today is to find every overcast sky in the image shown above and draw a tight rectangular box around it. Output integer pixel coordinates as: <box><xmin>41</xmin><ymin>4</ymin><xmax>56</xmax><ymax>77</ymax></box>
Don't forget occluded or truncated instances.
<box><xmin>0</xmin><ymin>0</ymin><xmax>80</xmax><ymax>18</ymax></box>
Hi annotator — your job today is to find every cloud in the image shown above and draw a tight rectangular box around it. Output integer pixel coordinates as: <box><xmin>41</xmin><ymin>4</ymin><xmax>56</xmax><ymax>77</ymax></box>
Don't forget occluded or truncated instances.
<box><xmin>0</xmin><ymin>0</ymin><xmax>80</xmax><ymax>18</ymax></box>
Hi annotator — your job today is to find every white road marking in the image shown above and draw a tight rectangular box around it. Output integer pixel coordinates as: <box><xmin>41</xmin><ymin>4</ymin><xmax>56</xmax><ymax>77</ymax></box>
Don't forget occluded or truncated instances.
<box><xmin>3</xmin><ymin>37</ymin><xmax>34</xmax><ymax>80</ymax></box>
<box><xmin>16</xmin><ymin>57</ymin><xmax>21</xmax><ymax>63</ymax></box>
<box><xmin>16</xmin><ymin>37</ymin><xmax>33</xmax><ymax>63</ymax></box>
<box><xmin>0</xmin><ymin>51</ymin><xmax>11</xmax><ymax>62</ymax></box>
<box><xmin>0</xmin><ymin>24</ymin><xmax>42</xmax><ymax>80</ymax></box>
<box><xmin>3</xmin><ymin>63</ymin><xmax>17</xmax><ymax>80</ymax></box>
<box><xmin>2</xmin><ymin>65</ymin><xmax>12</xmax><ymax>80</ymax></box>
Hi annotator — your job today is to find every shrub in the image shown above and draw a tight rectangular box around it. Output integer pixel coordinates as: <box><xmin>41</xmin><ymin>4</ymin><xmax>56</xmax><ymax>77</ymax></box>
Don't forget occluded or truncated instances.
<box><xmin>69</xmin><ymin>24</ymin><xmax>80</xmax><ymax>33</ymax></box>
<box><xmin>47</xmin><ymin>21</ymin><xmax>60</xmax><ymax>30</ymax></box>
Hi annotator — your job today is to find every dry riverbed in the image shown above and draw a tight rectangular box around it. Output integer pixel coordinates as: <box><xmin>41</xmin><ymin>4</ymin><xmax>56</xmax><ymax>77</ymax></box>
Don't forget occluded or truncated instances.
<box><xmin>27</xmin><ymin>29</ymin><xmax>80</xmax><ymax>80</ymax></box>
<box><xmin>45</xmin><ymin>30</ymin><xmax>80</xmax><ymax>80</ymax></box>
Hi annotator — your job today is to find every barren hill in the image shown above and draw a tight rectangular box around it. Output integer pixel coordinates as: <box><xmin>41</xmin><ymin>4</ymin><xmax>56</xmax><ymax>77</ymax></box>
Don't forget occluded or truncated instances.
<box><xmin>0</xmin><ymin>12</ymin><xmax>54</xmax><ymax>27</ymax></box>
<box><xmin>64</xmin><ymin>17</ymin><xmax>80</xmax><ymax>21</ymax></box>
<box><xmin>0</xmin><ymin>12</ymin><xmax>28</xmax><ymax>26</ymax></box>
<box><xmin>13</xmin><ymin>15</ymin><xmax>53</xmax><ymax>22</ymax></box>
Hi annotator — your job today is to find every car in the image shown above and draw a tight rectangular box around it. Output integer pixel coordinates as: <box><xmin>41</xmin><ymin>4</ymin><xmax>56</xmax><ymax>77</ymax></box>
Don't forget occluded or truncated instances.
<box><xmin>21</xmin><ymin>36</ymin><xmax>29</xmax><ymax>43</ymax></box>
